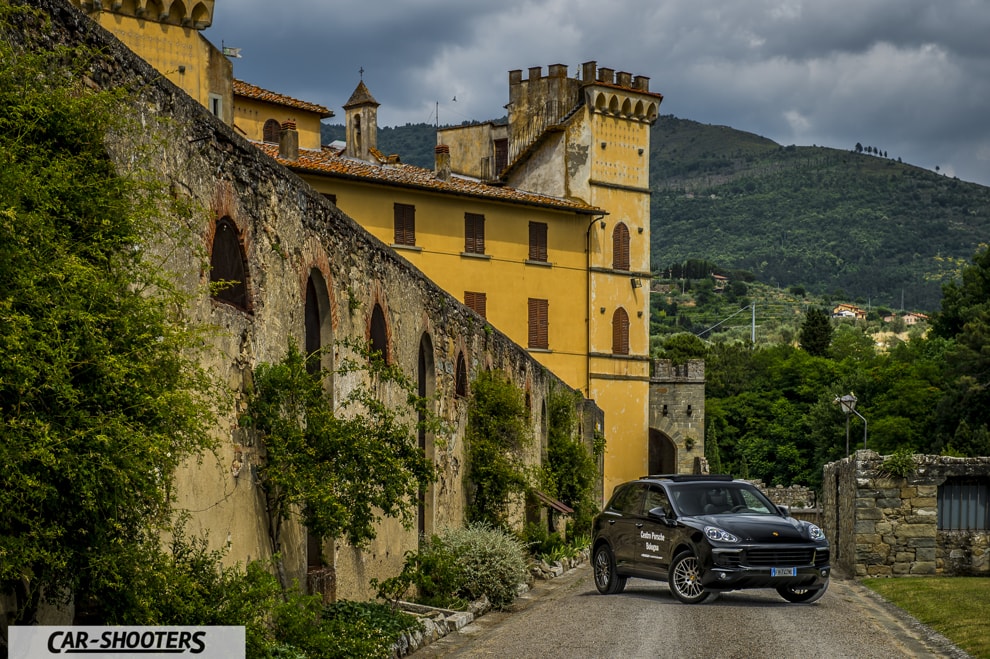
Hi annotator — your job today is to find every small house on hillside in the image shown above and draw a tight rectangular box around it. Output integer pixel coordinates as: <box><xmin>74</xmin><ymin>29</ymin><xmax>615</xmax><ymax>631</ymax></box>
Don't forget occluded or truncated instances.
<box><xmin>832</xmin><ymin>303</ymin><xmax>866</xmax><ymax>320</ymax></box>
<box><xmin>712</xmin><ymin>273</ymin><xmax>728</xmax><ymax>291</ymax></box>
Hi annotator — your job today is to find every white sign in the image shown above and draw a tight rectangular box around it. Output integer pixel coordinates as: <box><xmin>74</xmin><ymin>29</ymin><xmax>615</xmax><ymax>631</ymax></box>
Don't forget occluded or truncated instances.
<box><xmin>9</xmin><ymin>626</ymin><xmax>245</xmax><ymax>659</ymax></box>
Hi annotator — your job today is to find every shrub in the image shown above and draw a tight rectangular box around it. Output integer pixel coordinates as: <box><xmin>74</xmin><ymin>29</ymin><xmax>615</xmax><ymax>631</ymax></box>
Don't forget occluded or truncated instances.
<box><xmin>437</xmin><ymin>524</ymin><xmax>529</xmax><ymax>609</ymax></box>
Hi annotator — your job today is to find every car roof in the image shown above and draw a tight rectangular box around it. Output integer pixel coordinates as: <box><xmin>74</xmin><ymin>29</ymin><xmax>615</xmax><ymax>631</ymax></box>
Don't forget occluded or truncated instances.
<box><xmin>637</xmin><ymin>474</ymin><xmax>736</xmax><ymax>483</ymax></box>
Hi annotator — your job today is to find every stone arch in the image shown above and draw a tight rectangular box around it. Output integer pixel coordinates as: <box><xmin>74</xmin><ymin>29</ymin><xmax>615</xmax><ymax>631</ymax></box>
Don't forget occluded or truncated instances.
<box><xmin>594</xmin><ymin>92</ymin><xmax>608</xmax><ymax>112</ymax></box>
<box><xmin>454</xmin><ymin>350</ymin><xmax>468</xmax><ymax>398</ymax></box>
<box><xmin>608</xmin><ymin>94</ymin><xmax>619</xmax><ymax>114</ymax></box>
<box><xmin>190</xmin><ymin>1</ymin><xmax>211</xmax><ymax>27</ymax></box>
<box><xmin>208</xmin><ymin>216</ymin><xmax>251</xmax><ymax>312</ymax></box>
<box><xmin>649</xmin><ymin>429</ymin><xmax>677</xmax><ymax>475</ymax></box>
<box><xmin>369</xmin><ymin>302</ymin><xmax>389</xmax><ymax>363</ymax></box>
<box><xmin>635</xmin><ymin>100</ymin><xmax>645</xmax><ymax>117</ymax></box>
<box><xmin>646</xmin><ymin>102</ymin><xmax>659</xmax><ymax>123</ymax></box>
<box><xmin>621</xmin><ymin>98</ymin><xmax>632</xmax><ymax>116</ymax></box>
<box><xmin>304</xmin><ymin>268</ymin><xmax>334</xmax><ymax>382</ymax></box>
<box><xmin>417</xmin><ymin>333</ymin><xmax>436</xmax><ymax>536</ymax></box>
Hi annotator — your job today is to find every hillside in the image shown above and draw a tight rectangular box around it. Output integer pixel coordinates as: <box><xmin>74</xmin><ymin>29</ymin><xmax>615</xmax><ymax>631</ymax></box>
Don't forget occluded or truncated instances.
<box><xmin>323</xmin><ymin>118</ymin><xmax>990</xmax><ymax>311</ymax></box>
<box><xmin>649</xmin><ymin>116</ymin><xmax>990</xmax><ymax>311</ymax></box>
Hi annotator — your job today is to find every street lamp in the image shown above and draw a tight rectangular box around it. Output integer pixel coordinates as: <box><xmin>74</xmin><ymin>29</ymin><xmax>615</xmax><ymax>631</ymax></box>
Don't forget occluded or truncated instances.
<box><xmin>833</xmin><ymin>392</ymin><xmax>868</xmax><ymax>457</ymax></box>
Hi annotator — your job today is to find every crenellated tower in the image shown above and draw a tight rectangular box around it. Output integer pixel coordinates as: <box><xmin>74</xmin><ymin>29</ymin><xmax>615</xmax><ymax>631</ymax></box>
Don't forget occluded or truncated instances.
<box><xmin>68</xmin><ymin>0</ymin><xmax>231</xmax><ymax>123</ymax></box>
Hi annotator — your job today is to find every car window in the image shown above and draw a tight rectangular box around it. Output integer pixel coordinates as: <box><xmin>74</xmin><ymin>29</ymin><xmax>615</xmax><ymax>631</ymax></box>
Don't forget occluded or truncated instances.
<box><xmin>644</xmin><ymin>486</ymin><xmax>671</xmax><ymax>515</ymax></box>
<box><xmin>738</xmin><ymin>488</ymin><xmax>774</xmax><ymax>513</ymax></box>
<box><xmin>609</xmin><ymin>483</ymin><xmax>647</xmax><ymax>515</ymax></box>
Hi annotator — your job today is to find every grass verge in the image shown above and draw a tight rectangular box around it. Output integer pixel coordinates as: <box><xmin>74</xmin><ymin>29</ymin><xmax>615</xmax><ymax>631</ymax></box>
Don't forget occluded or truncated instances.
<box><xmin>862</xmin><ymin>577</ymin><xmax>990</xmax><ymax>659</ymax></box>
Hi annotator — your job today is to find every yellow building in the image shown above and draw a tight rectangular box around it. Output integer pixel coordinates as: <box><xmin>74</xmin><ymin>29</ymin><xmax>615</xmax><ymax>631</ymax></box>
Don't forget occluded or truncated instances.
<box><xmin>72</xmin><ymin>0</ymin><xmax>682</xmax><ymax>499</ymax></box>
<box><xmin>441</xmin><ymin>63</ymin><xmax>663</xmax><ymax>496</ymax></box>
<box><xmin>69</xmin><ymin>0</ymin><xmax>233</xmax><ymax>124</ymax></box>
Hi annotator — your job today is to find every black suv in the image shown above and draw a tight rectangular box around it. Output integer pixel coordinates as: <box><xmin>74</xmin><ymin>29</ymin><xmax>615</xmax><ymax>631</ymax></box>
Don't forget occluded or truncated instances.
<box><xmin>592</xmin><ymin>475</ymin><xmax>830</xmax><ymax>604</ymax></box>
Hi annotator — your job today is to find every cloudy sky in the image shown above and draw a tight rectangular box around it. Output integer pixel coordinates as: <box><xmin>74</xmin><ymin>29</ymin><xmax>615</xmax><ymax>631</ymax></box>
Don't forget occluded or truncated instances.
<box><xmin>209</xmin><ymin>0</ymin><xmax>990</xmax><ymax>187</ymax></box>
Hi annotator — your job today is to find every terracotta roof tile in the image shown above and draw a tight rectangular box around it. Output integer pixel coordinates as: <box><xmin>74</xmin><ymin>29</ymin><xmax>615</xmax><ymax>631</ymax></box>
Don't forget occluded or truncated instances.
<box><xmin>252</xmin><ymin>142</ymin><xmax>601</xmax><ymax>214</ymax></box>
<box><xmin>233</xmin><ymin>79</ymin><xmax>333</xmax><ymax>118</ymax></box>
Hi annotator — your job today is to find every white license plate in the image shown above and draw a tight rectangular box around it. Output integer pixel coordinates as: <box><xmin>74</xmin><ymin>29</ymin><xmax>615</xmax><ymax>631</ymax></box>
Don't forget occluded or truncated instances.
<box><xmin>771</xmin><ymin>567</ymin><xmax>796</xmax><ymax>577</ymax></box>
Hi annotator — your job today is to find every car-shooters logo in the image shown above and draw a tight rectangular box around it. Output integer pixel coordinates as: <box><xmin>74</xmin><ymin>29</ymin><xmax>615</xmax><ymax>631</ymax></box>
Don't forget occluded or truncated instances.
<box><xmin>9</xmin><ymin>626</ymin><xmax>245</xmax><ymax>659</ymax></box>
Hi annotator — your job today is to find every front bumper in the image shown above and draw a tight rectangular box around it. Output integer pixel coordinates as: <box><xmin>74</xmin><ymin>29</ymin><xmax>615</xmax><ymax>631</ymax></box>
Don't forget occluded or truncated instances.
<box><xmin>703</xmin><ymin>546</ymin><xmax>830</xmax><ymax>591</ymax></box>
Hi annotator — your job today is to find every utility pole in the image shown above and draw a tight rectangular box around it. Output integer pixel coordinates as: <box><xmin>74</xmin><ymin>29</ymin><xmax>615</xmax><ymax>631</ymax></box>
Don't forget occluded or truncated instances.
<box><xmin>751</xmin><ymin>303</ymin><xmax>756</xmax><ymax>347</ymax></box>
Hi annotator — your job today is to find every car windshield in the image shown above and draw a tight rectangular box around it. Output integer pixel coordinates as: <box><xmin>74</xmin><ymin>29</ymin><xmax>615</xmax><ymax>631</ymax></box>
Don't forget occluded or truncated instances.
<box><xmin>669</xmin><ymin>482</ymin><xmax>777</xmax><ymax>517</ymax></box>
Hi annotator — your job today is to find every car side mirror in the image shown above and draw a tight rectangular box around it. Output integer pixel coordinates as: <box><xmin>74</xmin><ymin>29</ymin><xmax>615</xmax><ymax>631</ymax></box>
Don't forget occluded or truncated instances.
<box><xmin>647</xmin><ymin>506</ymin><xmax>672</xmax><ymax>521</ymax></box>
<box><xmin>777</xmin><ymin>504</ymin><xmax>790</xmax><ymax>517</ymax></box>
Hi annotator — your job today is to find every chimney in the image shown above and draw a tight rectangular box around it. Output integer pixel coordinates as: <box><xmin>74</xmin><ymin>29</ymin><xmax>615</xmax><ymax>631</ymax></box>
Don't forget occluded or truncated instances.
<box><xmin>279</xmin><ymin>121</ymin><xmax>298</xmax><ymax>160</ymax></box>
<box><xmin>616</xmin><ymin>71</ymin><xmax>632</xmax><ymax>88</ymax></box>
<box><xmin>582</xmin><ymin>61</ymin><xmax>597</xmax><ymax>82</ymax></box>
<box><xmin>633</xmin><ymin>75</ymin><xmax>650</xmax><ymax>91</ymax></box>
<box><xmin>435</xmin><ymin>144</ymin><xmax>451</xmax><ymax>181</ymax></box>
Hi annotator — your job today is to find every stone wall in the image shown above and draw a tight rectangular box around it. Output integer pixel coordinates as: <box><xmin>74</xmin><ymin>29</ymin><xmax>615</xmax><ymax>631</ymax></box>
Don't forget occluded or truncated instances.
<box><xmin>9</xmin><ymin>0</ymin><xmax>602</xmax><ymax>612</ymax></box>
<box><xmin>823</xmin><ymin>450</ymin><xmax>990</xmax><ymax>578</ymax></box>
<box><xmin>649</xmin><ymin>359</ymin><xmax>706</xmax><ymax>473</ymax></box>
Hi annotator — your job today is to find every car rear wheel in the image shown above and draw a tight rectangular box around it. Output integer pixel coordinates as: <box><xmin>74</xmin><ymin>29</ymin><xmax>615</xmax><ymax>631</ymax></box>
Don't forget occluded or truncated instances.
<box><xmin>776</xmin><ymin>581</ymin><xmax>828</xmax><ymax>603</ymax></box>
<box><xmin>593</xmin><ymin>545</ymin><xmax>626</xmax><ymax>594</ymax></box>
<box><xmin>669</xmin><ymin>551</ymin><xmax>709</xmax><ymax>604</ymax></box>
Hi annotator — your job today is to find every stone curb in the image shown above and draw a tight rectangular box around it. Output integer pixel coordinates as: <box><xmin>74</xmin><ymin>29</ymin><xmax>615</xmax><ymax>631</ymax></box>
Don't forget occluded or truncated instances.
<box><xmin>391</xmin><ymin>548</ymin><xmax>590</xmax><ymax>657</ymax></box>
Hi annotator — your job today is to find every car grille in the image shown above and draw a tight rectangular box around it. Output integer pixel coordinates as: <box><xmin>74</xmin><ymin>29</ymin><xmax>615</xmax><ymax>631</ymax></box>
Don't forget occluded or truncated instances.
<box><xmin>745</xmin><ymin>548</ymin><xmax>815</xmax><ymax>567</ymax></box>
<box><xmin>814</xmin><ymin>549</ymin><xmax>830</xmax><ymax>567</ymax></box>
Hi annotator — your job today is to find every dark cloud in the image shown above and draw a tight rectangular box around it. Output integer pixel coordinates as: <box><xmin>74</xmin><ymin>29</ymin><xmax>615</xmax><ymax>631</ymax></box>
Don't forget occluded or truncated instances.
<box><xmin>208</xmin><ymin>0</ymin><xmax>990</xmax><ymax>185</ymax></box>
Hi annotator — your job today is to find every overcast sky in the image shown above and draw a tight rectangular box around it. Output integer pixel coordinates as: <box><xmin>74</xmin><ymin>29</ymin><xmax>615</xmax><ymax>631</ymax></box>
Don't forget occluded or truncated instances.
<box><xmin>209</xmin><ymin>0</ymin><xmax>990</xmax><ymax>187</ymax></box>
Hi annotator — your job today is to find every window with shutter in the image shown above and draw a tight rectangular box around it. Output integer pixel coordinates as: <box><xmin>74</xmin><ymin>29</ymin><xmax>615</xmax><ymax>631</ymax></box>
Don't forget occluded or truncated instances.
<box><xmin>394</xmin><ymin>203</ymin><xmax>416</xmax><ymax>246</ymax></box>
<box><xmin>529</xmin><ymin>222</ymin><xmax>548</xmax><ymax>262</ymax></box>
<box><xmin>528</xmin><ymin>298</ymin><xmax>549</xmax><ymax>349</ymax></box>
<box><xmin>464</xmin><ymin>291</ymin><xmax>487</xmax><ymax>318</ymax></box>
<box><xmin>494</xmin><ymin>138</ymin><xmax>508</xmax><ymax>174</ymax></box>
<box><xmin>464</xmin><ymin>213</ymin><xmax>485</xmax><ymax>254</ymax></box>
<box><xmin>263</xmin><ymin>119</ymin><xmax>281</xmax><ymax>144</ymax></box>
<box><xmin>612</xmin><ymin>308</ymin><xmax>630</xmax><ymax>355</ymax></box>
<box><xmin>613</xmin><ymin>222</ymin><xmax>630</xmax><ymax>271</ymax></box>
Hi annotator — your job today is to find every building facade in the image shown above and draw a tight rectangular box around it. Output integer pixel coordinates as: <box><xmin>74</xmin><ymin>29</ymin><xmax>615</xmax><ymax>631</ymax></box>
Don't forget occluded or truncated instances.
<box><xmin>69</xmin><ymin>0</ymin><xmax>707</xmax><ymax>509</ymax></box>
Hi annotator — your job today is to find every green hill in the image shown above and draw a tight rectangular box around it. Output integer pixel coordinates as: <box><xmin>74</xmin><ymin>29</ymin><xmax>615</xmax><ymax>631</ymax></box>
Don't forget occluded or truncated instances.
<box><xmin>649</xmin><ymin>116</ymin><xmax>990</xmax><ymax>311</ymax></box>
<box><xmin>323</xmin><ymin>117</ymin><xmax>990</xmax><ymax>312</ymax></box>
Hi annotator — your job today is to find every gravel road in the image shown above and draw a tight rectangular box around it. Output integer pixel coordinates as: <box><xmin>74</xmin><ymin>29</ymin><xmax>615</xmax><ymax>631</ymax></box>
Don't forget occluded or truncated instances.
<box><xmin>413</xmin><ymin>563</ymin><xmax>971</xmax><ymax>658</ymax></box>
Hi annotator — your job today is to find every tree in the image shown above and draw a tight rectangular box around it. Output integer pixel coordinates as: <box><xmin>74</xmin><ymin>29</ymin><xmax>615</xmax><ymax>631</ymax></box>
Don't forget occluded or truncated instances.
<box><xmin>799</xmin><ymin>308</ymin><xmax>833</xmax><ymax>357</ymax></box>
<box><xmin>244</xmin><ymin>342</ymin><xmax>438</xmax><ymax>588</ymax></box>
<box><xmin>0</xmin><ymin>6</ymin><xmax>214</xmax><ymax>628</ymax></box>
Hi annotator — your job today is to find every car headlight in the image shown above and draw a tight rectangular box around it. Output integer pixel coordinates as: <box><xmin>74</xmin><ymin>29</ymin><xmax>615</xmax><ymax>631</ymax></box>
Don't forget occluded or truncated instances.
<box><xmin>705</xmin><ymin>526</ymin><xmax>739</xmax><ymax>543</ymax></box>
<box><xmin>807</xmin><ymin>523</ymin><xmax>825</xmax><ymax>541</ymax></box>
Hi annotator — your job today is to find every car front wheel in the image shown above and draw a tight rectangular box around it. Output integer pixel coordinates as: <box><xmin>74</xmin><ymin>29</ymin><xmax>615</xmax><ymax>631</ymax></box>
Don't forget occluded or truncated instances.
<box><xmin>593</xmin><ymin>545</ymin><xmax>626</xmax><ymax>595</ymax></box>
<box><xmin>669</xmin><ymin>551</ymin><xmax>709</xmax><ymax>604</ymax></box>
<box><xmin>776</xmin><ymin>581</ymin><xmax>828</xmax><ymax>603</ymax></box>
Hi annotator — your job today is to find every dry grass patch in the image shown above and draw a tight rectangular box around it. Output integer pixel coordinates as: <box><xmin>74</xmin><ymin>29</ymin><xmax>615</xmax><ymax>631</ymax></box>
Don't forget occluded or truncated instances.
<box><xmin>863</xmin><ymin>577</ymin><xmax>990</xmax><ymax>659</ymax></box>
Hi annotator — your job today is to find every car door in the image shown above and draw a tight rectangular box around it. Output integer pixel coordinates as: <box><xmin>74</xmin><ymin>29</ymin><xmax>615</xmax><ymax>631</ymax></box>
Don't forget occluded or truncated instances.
<box><xmin>605</xmin><ymin>483</ymin><xmax>647</xmax><ymax>570</ymax></box>
<box><xmin>637</xmin><ymin>485</ymin><xmax>675</xmax><ymax>577</ymax></box>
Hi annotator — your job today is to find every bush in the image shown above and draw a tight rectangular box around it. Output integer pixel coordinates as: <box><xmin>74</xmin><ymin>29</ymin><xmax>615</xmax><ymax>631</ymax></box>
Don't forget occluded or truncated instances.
<box><xmin>438</xmin><ymin>524</ymin><xmax>529</xmax><ymax>609</ymax></box>
<box><xmin>376</xmin><ymin>524</ymin><xmax>529</xmax><ymax>611</ymax></box>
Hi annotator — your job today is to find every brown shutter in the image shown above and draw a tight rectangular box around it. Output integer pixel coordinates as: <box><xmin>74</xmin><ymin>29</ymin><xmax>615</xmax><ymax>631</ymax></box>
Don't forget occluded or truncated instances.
<box><xmin>528</xmin><ymin>298</ymin><xmax>548</xmax><ymax>349</ymax></box>
<box><xmin>612</xmin><ymin>308</ymin><xmax>630</xmax><ymax>355</ymax></box>
<box><xmin>613</xmin><ymin>223</ymin><xmax>630</xmax><ymax>271</ymax></box>
<box><xmin>464</xmin><ymin>291</ymin><xmax>487</xmax><ymax>318</ymax></box>
<box><xmin>465</xmin><ymin>213</ymin><xmax>485</xmax><ymax>254</ymax></box>
<box><xmin>529</xmin><ymin>222</ymin><xmax>548</xmax><ymax>261</ymax></box>
<box><xmin>394</xmin><ymin>203</ymin><xmax>415</xmax><ymax>245</ymax></box>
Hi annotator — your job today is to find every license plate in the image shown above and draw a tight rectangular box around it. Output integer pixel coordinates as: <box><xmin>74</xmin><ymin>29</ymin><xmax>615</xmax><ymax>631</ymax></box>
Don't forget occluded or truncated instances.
<box><xmin>771</xmin><ymin>567</ymin><xmax>796</xmax><ymax>577</ymax></box>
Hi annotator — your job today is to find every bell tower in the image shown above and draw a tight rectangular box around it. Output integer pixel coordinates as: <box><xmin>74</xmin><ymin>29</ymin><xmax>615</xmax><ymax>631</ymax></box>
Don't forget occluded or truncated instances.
<box><xmin>343</xmin><ymin>80</ymin><xmax>380</xmax><ymax>162</ymax></box>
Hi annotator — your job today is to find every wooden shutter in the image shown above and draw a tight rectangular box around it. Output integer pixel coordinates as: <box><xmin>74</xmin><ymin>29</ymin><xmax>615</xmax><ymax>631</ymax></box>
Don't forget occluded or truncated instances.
<box><xmin>263</xmin><ymin>119</ymin><xmax>281</xmax><ymax>143</ymax></box>
<box><xmin>528</xmin><ymin>298</ymin><xmax>549</xmax><ymax>349</ymax></box>
<box><xmin>612</xmin><ymin>308</ymin><xmax>630</xmax><ymax>355</ymax></box>
<box><xmin>465</xmin><ymin>213</ymin><xmax>485</xmax><ymax>254</ymax></box>
<box><xmin>464</xmin><ymin>291</ymin><xmax>487</xmax><ymax>318</ymax></box>
<box><xmin>613</xmin><ymin>223</ymin><xmax>630</xmax><ymax>271</ymax></box>
<box><xmin>394</xmin><ymin>203</ymin><xmax>415</xmax><ymax>246</ymax></box>
<box><xmin>529</xmin><ymin>222</ymin><xmax>548</xmax><ymax>261</ymax></box>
